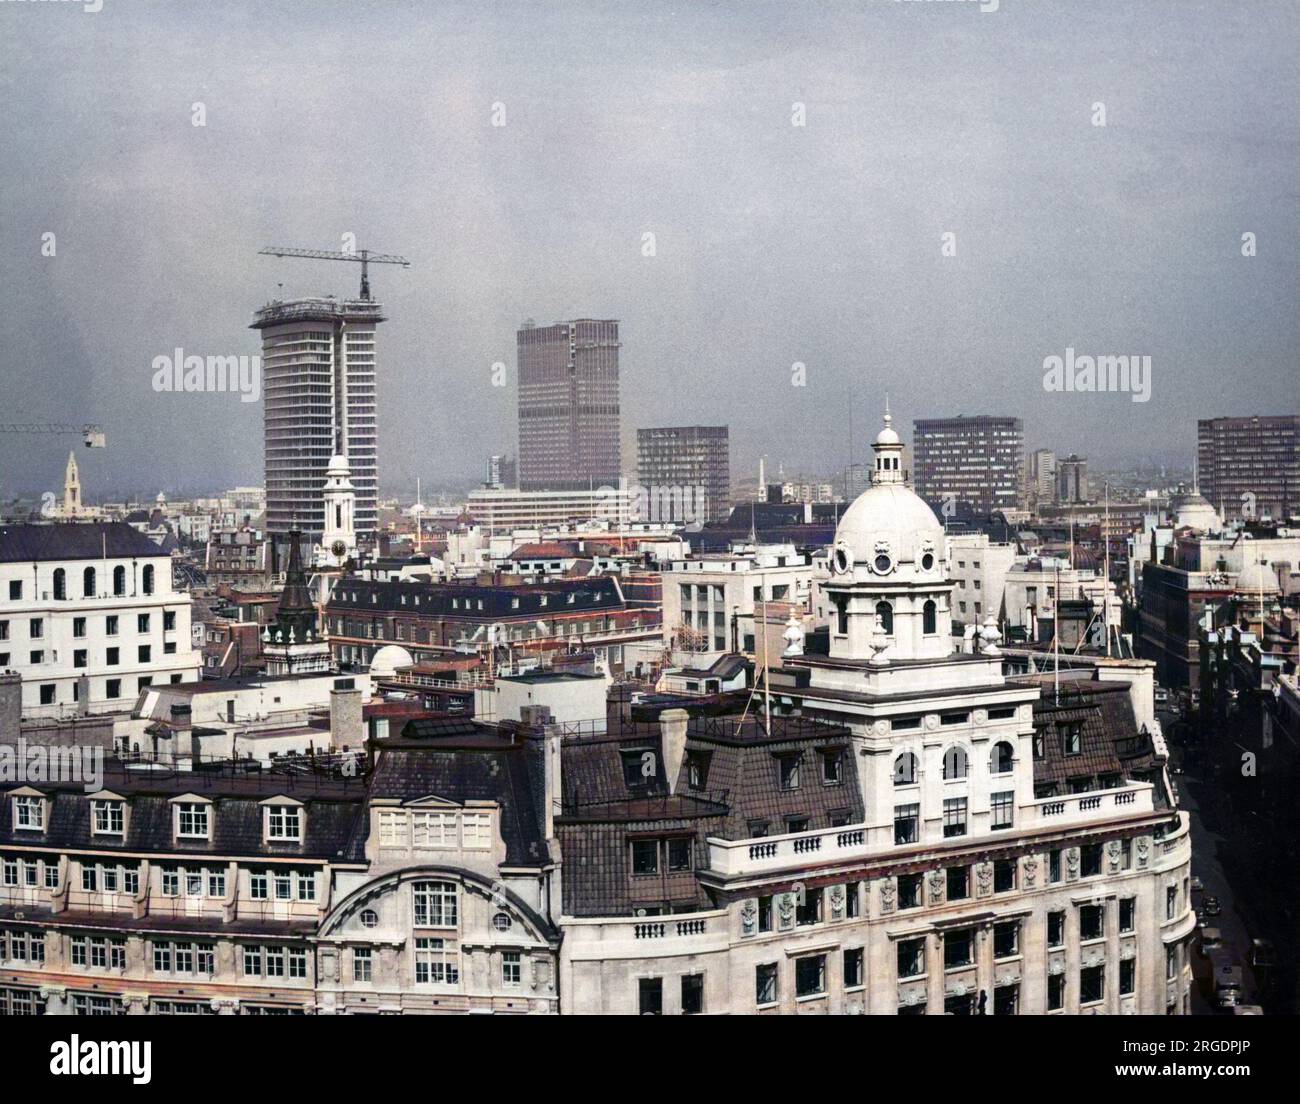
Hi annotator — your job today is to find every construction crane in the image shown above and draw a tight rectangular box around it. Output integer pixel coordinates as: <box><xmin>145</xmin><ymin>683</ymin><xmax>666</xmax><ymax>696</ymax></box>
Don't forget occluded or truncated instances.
<box><xmin>0</xmin><ymin>423</ymin><xmax>106</xmax><ymax>448</ymax></box>
<box><xmin>258</xmin><ymin>245</ymin><xmax>411</xmax><ymax>301</ymax></box>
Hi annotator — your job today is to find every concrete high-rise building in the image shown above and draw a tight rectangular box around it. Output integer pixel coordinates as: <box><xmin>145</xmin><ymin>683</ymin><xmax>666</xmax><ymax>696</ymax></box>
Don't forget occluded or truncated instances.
<box><xmin>1197</xmin><ymin>415</ymin><xmax>1300</xmax><ymax>522</ymax></box>
<box><xmin>1029</xmin><ymin>448</ymin><xmax>1056</xmax><ymax>503</ymax></box>
<box><xmin>636</xmin><ymin>425</ymin><xmax>730</xmax><ymax>524</ymax></box>
<box><xmin>252</xmin><ymin>297</ymin><xmax>383</xmax><ymax>542</ymax></box>
<box><xmin>1056</xmin><ymin>454</ymin><xmax>1089</xmax><ymax>504</ymax></box>
<box><xmin>517</xmin><ymin>319</ymin><xmax>621</xmax><ymax>491</ymax></box>
<box><xmin>913</xmin><ymin>415</ymin><xmax>1024</xmax><ymax>518</ymax></box>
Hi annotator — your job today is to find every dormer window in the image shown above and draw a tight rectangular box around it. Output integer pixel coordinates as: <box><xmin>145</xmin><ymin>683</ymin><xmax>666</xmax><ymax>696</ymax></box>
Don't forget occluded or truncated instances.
<box><xmin>265</xmin><ymin>803</ymin><xmax>303</xmax><ymax>842</ymax></box>
<box><xmin>12</xmin><ymin>794</ymin><xmax>45</xmax><ymax>831</ymax></box>
<box><xmin>174</xmin><ymin>801</ymin><xmax>211</xmax><ymax>840</ymax></box>
<box><xmin>92</xmin><ymin>799</ymin><xmax>125</xmax><ymax>836</ymax></box>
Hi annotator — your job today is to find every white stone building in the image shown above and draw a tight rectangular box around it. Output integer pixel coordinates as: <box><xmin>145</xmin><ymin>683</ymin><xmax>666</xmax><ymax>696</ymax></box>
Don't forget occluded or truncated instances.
<box><xmin>0</xmin><ymin>523</ymin><xmax>200</xmax><ymax>717</ymax></box>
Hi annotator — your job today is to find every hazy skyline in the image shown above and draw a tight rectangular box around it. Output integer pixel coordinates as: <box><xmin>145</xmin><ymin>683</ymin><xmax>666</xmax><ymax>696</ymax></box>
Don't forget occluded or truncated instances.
<box><xmin>2</xmin><ymin>0</ymin><xmax>1296</xmax><ymax>502</ymax></box>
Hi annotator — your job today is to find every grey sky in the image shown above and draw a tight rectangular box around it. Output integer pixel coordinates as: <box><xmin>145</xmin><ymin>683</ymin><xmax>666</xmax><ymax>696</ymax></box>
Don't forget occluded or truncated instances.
<box><xmin>1</xmin><ymin>0</ymin><xmax>1296</xmax><ymax>502</ymax></box>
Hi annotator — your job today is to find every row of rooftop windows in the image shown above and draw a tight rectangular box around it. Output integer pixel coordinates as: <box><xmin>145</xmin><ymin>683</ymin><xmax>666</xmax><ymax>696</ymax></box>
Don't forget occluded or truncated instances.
<box><xmin>4</xmin><ymin>565</ymin><xmax>159</xmax><ymax>603</ymax></box>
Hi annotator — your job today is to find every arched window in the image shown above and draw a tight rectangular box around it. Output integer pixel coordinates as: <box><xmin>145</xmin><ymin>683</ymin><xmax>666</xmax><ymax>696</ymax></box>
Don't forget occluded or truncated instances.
<box><xmin>113</xmin><ymin>565</ymin><xmax>126</xmax><ymax>596</ymax></box>
<box><xmin>875</xmin><ymin>600</ymin><xmax>893</xmax><ymax>635</ymax></box>
<box><xmin>53</xmin><ymin>568</ymin><xmax>66</xmax><ymax>601</ymax></box>
<box><xmin>991</xmin><ymin>741</ymin><xmax>1015</xmax><ymax>774</ymax></box>
<box><xmin>923</xmin><ymin>599</ymin><xmax>937</xmax><ymax>635</ymax></box>
<box><xmin>83</xmin><ymin>566</ymin><xmax>96</xmax><ymax>597</ymax></box>
<box><xmin>893</xmin><ymin>752</ymin><xmax>917</xmax><ymax>786</ymax></box>
<box><xmin>942</xmin><ymin>746</ymin><xmax>968</xmax><ymax>780</ymax></box>
<box><xmin>142</xmin><ymin>564</ymin><xmax>155</xmax><ymax>595</ymax></box>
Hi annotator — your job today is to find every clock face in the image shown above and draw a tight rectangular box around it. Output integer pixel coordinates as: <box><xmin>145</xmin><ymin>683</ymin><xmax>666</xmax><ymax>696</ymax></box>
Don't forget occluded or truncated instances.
<box><xmin>331</xmin><ymin>540</ymin><xmax>347</xmax><ymax>558</ymax></box>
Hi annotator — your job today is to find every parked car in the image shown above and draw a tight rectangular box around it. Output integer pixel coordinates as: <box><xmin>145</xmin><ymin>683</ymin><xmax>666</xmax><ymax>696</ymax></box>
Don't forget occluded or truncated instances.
<box><xmin>1200</xmin><ymin>926</ymin><xmax>1223</xmax><ymax>953</ymax></box>
<box><xmin>1191</xmin><ymin>876</ymin><xmax>1205</xmax><ymax>893</ymax></box>
<box><xmin>1202</xmin><ymin>896</ymin><xmax>1221</xmax><ymax>917</ymax></box>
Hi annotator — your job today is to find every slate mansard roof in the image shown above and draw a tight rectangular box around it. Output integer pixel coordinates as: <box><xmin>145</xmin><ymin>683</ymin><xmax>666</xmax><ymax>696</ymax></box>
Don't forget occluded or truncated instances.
<box><xmin>327</xmin><ymin>574</ymin><xmax>627</xmax><ymax>620</ymax></box>
<box><xmin>0</xmin><ymin>522</ymin><xmax>168</xmax><ymax>564</ymax></box>
<box><xmin>0</xmin><ymin>765</ymin><xmax>370</xmax><ymax>863</ymax></box>
<box><xmin>556</xmin><ymin>712</ymin><xmax>861</xmax><ymax>916</ymax></box>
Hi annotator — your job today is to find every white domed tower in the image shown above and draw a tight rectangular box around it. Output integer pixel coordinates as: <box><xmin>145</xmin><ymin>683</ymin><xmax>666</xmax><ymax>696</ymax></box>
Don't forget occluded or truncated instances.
<box><xmin>320</xmin><ymin>452</ymin><xmax>357</xmax><ymax>568</ymax></box>
<box><xmin>822</xmin><ymin>409</ymin><xmax>954</xmax><ymax>662</ymax></box>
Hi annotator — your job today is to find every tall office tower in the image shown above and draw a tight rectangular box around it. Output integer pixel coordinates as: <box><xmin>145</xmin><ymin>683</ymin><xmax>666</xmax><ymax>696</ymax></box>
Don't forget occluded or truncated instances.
<box><xmin>252</xmin><ymin>297</ymin><xmax>383</xmax><ymax>542</ymax></box>
<box><xmin>1197</xmin><ymin>415</ymin><xmax>1300</xmax><ymax>521</ymax></box>
<box><xmin>1056</xmin><ymin>454</ymin><xmax>1089</xmax><ymax>504</ymax></box>
<box><xmin>912</xmin><ymin>415</ymin><xmax>1024</xmax><ymax>517</ymax></box>
<box><xmin>636</xmin><ymin>426</ymin><xmax>731</xmax><ymax>524</ymax></box>
<box><xmin>1030</xmin><ymin>448</ymin><xmax>1057</xmax><ymax>502</ymax></box>
<box><xmin>517</xmin><ymin>319</ymin><xmax>621</xmax><ymax>491</ymax></box>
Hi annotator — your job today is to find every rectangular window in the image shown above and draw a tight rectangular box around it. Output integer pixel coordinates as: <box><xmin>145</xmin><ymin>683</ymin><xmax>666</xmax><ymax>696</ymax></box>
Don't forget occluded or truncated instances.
<box><xmin>353</xmin><ymin>947</ymin><xmax>372</xmax><ymax>982</ymax></box>
<box><xmin>137</xmin><ymin>614</ymin><xmax>150</xmax><ymax>633</ymax></box>
<box><xmin>638</xmin><ymin>977</ymin><xmax>662</xmax><ymax>1015</ymax></box>
<box><xmin>944</xmin><ymin>928</ymin><xmax>974</xmax><ymax>969</ymax></box>
<box><xmin>250</xmin><ymin>872</ymin><xmax>268</xmax><ymax>900</ymax></box>
<box><xmin>176</xmin><ymin>803</ymin><xmax>209</xmax><ymax>839</ymax></box>
<box><xmin>993</xmin><ymin>920</ymin><xmax>1020</xmax><ymax>959</ymax></box>
<box><xmin>631</xmin><ymin>839</ymin><xmax>659</xmax><ymax>875</ymax></box>
<box><xmin>14</xmin><ymin>796</ymin><xmax>45</xmax><ymax>831</ymax></box>
<box><xmin>1081</xmin><ymin>843</ymin><xmax>1103</xmax><ymax>878</ymax></box>
<box><xmin>266</xmin><ymin>805</ymin><xmax>302</xmax><ymax>841</ymax></box>
<box><xmin>942</xmin><ymin>797</ymin><xmax>967</xmax><ymax>838</ymax></box>
<box><xmin>994</xmin><ymin>983</ymin><xmax>1019</xmax><ymax>1015</ymax></box>
<box><xmin>1120</xmin><ymin>957</ymin><xmax>1135</xmax><ymax>996</ymax></box>
<box><xmin>1119</xmin><ymin>897</ymin><xmax>1136</xmax><ymax>933</ymax></box>
<box><xmin>502</xmin><ymin>950</ymin><xmax>522</xmax><ymax>988</ymax></box>
<box><xmin>460</xmin><ymin>812</ymin><xmax>493</xmax><ymax>849</ymax></box>
<box><xmin>844</xmin><ymin>948</ymin><xmax>864</xmax><ymax>989</ymax></box>
<box><xmin>758</xmin><ymin>895</ymin><xmax>773</xmax><ymax>933</ymax></box>
<box><xmin>1048</xmin><ymin>972</ymin><xmax>1065</xmax><ymax>1011</ymax></box>
<box><xmin>993</xmin><ymin>859</ymin><xmax>1016</xmax><ymax>893</ymax></box>
<box><xmin>990</xmin><ymin>790</ymin><xmax>1014</xmax><ymax>830</ymax></box>
<box><xmin>412</xmin><ymin>882</ymin><xmax>458</xmax><ymax>928</ymax></box>
<box><xmin>794</xmin><ymin>954</ymin><xmax>826</xmax><ymax>998</ymax></box>
<box><xmin>845</xmin><ymin>881</ymin><xmax>861</xmax><ymax>918</ymax></box>
<box><xmin>947</xmin><ymin>865</ymin><xmax>969</xmax><ymax>901</ymax></box>
<box><xmin>92</xmin><ymin>800</ymin><xmax>124</xmax><ymax>835</ymax></box>
<box><xmin>377</xmin><ymin>811</ymin><xmax>408</xmax><ymax>848</ymax></box>
<box><xmin>666</xmin><ymin>837</ymin><xmax>692</xmax><ymax>872</ymax></box>
<box><xmin>897</xmin><ymin>937</ymin><xmax>925</xmax><ymax>978</ymax></box>
<box><xmin>898</xmin><ymin>873</ymin><xmax>922</xmax><ymax>910</ymax></box>
<box><xmin>755</xmin><ymin>963</ymin><xmax>778</xmax><ymax>1005</ymax></box>
<box><xmin>680</xmin><ymin>972</ymin><xmax>704</xmax><ymax>1014</ymax></box>
<box><xmin>138</xmin><ymin>645</ymin><xmax>151</xmax><ymax>663</ymax></box>
<box><xmin>1080</xmin><ymin>903</ymin><xmax>1105</xmax><ymax>941</ymax></box>
<box><xmin>894</xmin><ymin>804</ymin><xmax>919</xmax><ymax>845</ymax></box>
<box><xmin>796</xmin><ymin>888</ymin><xmax>823</xmax><ymax>926</ymax></box>
<box><xmin>274</xmin><ymin>872</ymin><xmax>292</xmax><ymax>900</ymax></box>
<box><xmin>1080</xmin><ymin>964</ymin><xmax>1105</xmax><ymax>1004</ymax></box>
<box><xmin>777</xmin><ymin>755</ymin><xmax>801</xmax><ymax>791</ymax></box>
<box><xmin>105</xmin><ymin>615</ymin><xmax>118</xmax><ymax>636</ymax></box>
<box><xmin>1166</xmin><ymin>886</ymin><xmax>1177</xmax><ymax>921</ymax></box>
<box><xmin>821</xmin><ymin>749</ymin><xmax>843</xmax><ymax>785</ymax></box>
<box><xmin>1048</xmin><ymin>910</ymin><xmax>1065</xmax><ymax>947</ymax></box>
<box><xmin>1048</xmin><ymin>849</ymin><xmax>1062</xmax><ymax>883</ymax></box>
